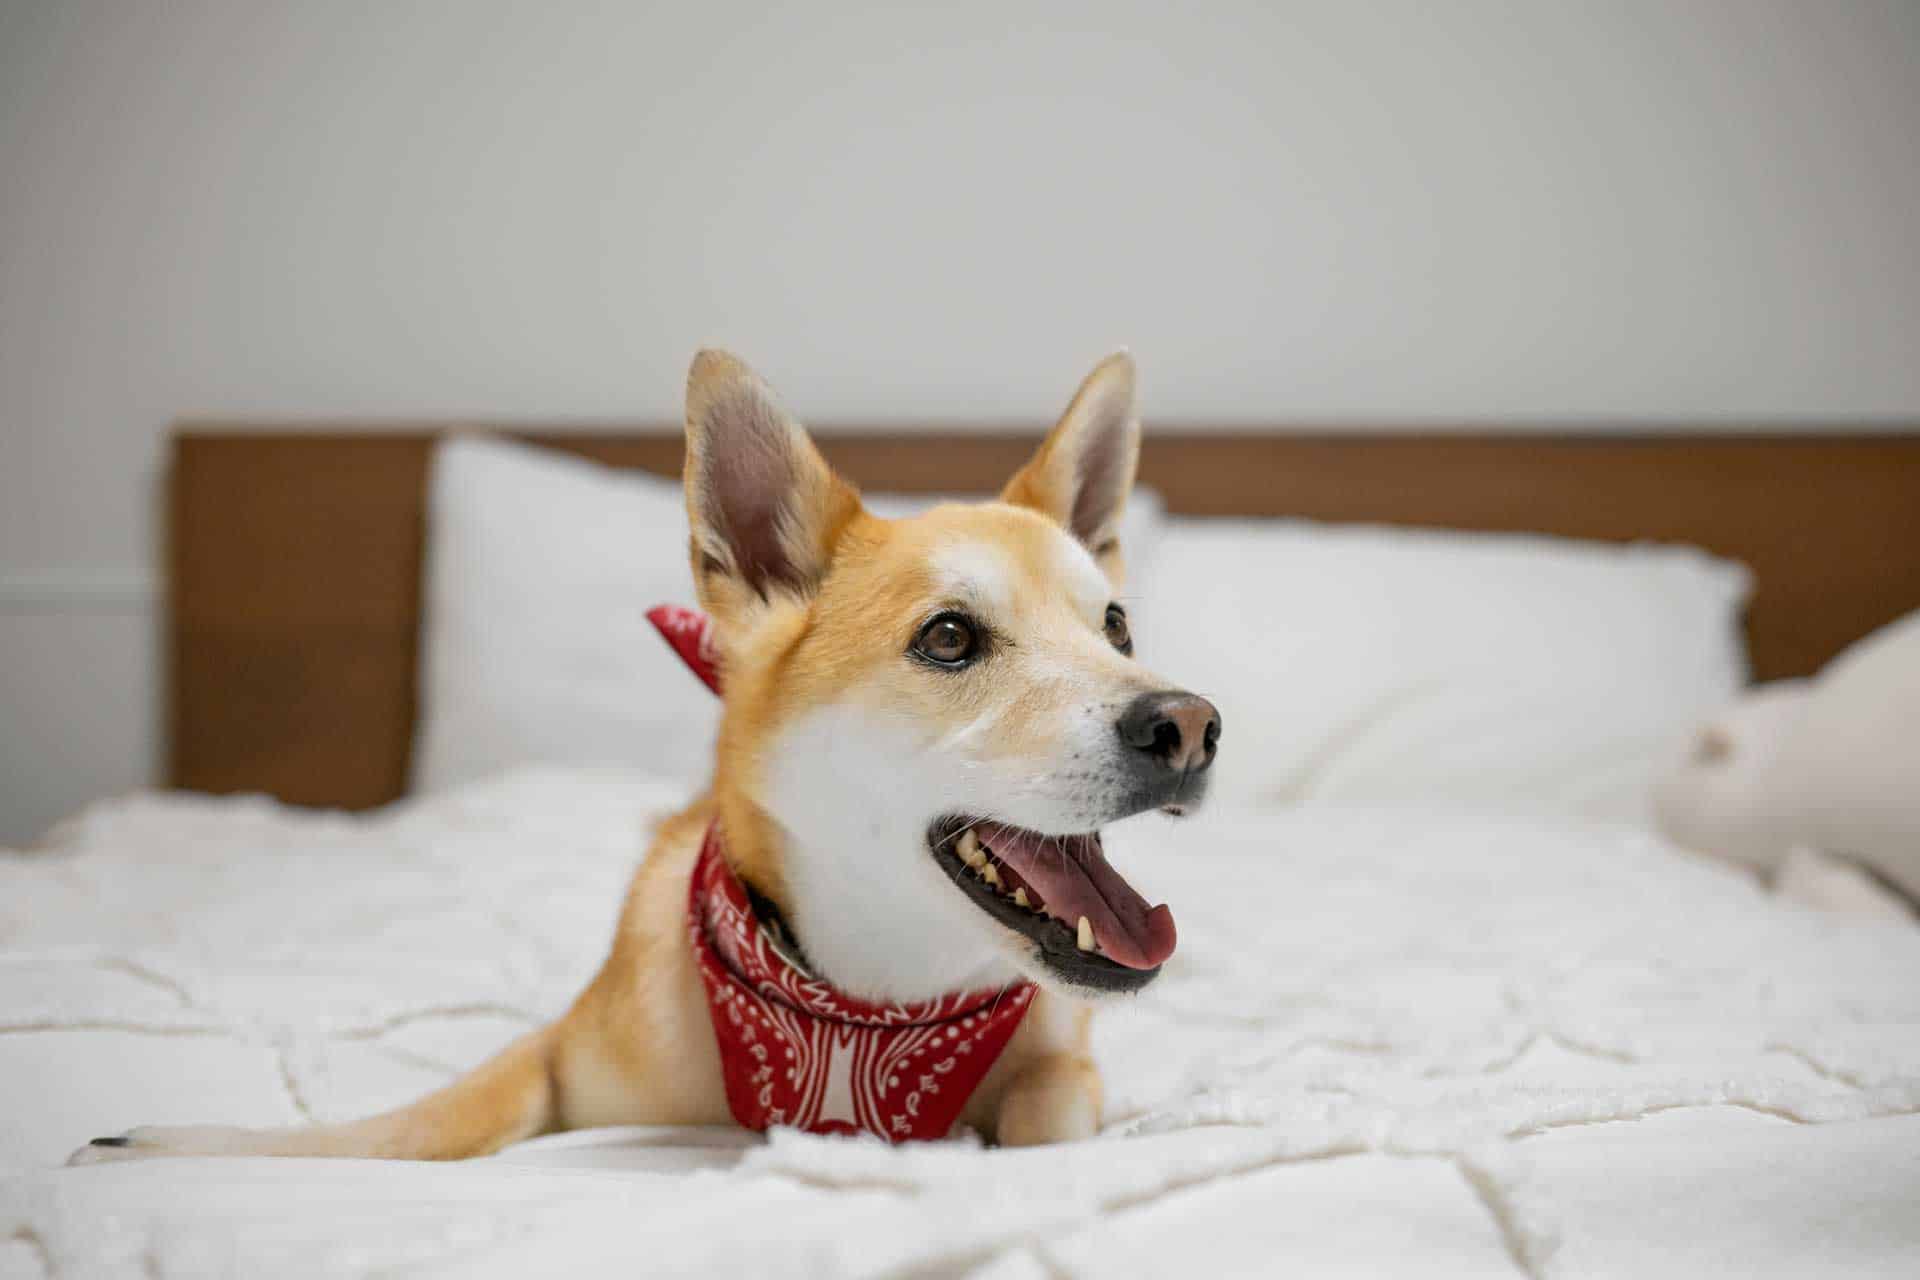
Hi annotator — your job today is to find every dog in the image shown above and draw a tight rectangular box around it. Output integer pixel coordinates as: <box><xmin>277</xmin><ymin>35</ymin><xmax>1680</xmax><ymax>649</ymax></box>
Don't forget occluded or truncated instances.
<box><xmin>75</xmin><ymin>349</ymin><xmax>1220</xmax><ymax>1161</ymax></box>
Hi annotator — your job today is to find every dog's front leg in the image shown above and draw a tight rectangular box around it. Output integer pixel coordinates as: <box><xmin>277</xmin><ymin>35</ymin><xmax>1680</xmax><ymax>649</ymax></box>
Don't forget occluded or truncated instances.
<box><xmin>974</xmin><ymin>992</ymin><xmax>1104</xmax><ymax>1146</ymax></box>
<box><xmin>994</xmin><ymin>1052</ymin><xmax>1104</xmax><ymax>1146</ymax></box>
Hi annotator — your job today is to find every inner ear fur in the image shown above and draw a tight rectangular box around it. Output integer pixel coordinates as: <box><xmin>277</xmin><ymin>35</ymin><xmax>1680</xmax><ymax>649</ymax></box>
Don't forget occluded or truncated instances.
<box><xmin>682</xmin><ymin>349</ymin><xmax>862</xmax><ymax>620</ymax></box>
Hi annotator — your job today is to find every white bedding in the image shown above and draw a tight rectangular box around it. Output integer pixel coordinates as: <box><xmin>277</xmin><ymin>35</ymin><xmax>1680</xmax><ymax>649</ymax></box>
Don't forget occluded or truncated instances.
<box><xmin>3</xmin><ymin>771</ymin><xmax>1918</xmax><ymax>1278</ymax></box>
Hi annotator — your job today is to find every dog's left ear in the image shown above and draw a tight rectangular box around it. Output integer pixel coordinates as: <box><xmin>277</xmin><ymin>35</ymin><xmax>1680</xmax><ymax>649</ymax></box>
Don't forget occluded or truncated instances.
<box><xmin>1001</xmin><ymin>351</ymin><xmax>1141</xmax><ymax>584</ymax></box>
<box><xmin>683</xmin><ymin>349</ymin><xmax>863</xmax><ymax>628</ymax></box>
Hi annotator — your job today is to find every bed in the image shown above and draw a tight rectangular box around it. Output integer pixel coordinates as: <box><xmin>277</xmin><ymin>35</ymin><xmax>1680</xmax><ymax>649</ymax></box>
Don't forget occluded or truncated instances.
<box><xmin>5</xmin><ymin>428</ymin><xmax>1920</xmax><ymax>1278</ymax></box>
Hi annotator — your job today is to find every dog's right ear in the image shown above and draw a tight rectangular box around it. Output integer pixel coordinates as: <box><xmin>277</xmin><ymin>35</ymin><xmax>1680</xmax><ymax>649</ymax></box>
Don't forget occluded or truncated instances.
<box><xmin>683</xmin><ymin>350</ymin><xmax>862</xmax><ymax>628</ymax></box>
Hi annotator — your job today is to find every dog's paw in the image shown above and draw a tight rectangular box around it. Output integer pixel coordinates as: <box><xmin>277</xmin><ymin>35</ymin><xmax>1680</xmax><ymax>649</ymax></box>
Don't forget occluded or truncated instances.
<box><xmin>66</xmin><ymin>1125</ymin><xmax>257</xmax><ymax>1165</ymax></box>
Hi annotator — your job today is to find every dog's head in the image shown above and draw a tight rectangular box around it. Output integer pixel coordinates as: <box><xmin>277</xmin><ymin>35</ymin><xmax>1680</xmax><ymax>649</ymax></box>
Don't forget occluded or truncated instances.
<box><xmin>685</xmin><ymin>350</ymin><xmax>1220</xmax><ymax>1003</ymax></box>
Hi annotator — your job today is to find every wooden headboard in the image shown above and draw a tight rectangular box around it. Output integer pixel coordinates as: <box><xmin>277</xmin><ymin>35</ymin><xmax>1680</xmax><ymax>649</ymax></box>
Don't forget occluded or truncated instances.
<box><xmin>169</xmin><ymin>428</ymin><xmax>1920</xmax><ymax>811</ymax></box>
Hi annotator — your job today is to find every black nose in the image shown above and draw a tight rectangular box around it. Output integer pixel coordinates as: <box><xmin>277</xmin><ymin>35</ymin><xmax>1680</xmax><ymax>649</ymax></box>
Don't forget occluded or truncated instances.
<box><xmin>1117</xmin><ymin>691</ymin><xmax>1221</xmax><ymax>776</ymax></box>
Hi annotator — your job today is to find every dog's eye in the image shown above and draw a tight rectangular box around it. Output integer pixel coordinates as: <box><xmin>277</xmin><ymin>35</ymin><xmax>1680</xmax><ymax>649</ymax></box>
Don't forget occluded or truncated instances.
<box><xmin>1104</xmin><ymin>604</ymin><xmax>1133</xmax><ymax>655</ymax></box>
<box><xmin>912</xmin><ymin>613</ymin><xmax>980</xmax><ymax>667</ymax></box>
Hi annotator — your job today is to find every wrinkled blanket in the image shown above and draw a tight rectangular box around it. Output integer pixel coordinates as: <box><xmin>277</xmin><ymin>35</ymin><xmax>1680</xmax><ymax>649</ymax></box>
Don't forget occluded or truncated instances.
<box><xmin>3</xmin><ymin>771</ymin><xmax>1917</xmax><ymax>1278</ymax></box>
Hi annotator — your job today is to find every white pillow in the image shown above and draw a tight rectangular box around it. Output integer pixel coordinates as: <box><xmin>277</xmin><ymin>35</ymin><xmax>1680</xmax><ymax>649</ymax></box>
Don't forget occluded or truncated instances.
<box><xmin>413</xmin><ymin>436</ymin><xmax>708</xmax><ymax>793</ymax></box>
<box><xmin>1128</xmin><ymin>519</ymin><xmax>1751</xmax><ymax>820</ymax></box>
<box><xmin>413</xmin><ymin>435</ymin><xmax>1165</xmax><ymax>793</ymax></box>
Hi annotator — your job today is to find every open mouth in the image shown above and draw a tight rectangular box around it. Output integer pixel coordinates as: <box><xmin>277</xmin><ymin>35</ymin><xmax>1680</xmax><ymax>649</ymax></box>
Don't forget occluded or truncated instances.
<box><xmin>927</xmin><ymin>816</ymin><xmax>1176</xmax><ymax>994</ymax></box>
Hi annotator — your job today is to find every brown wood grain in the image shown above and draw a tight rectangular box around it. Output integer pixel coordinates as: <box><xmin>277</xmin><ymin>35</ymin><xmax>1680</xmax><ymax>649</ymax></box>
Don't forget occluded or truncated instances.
<box><xmin>169</xmin><ymin>427</ymin><xmax>1920</xmax><ymax>810</ymax></box>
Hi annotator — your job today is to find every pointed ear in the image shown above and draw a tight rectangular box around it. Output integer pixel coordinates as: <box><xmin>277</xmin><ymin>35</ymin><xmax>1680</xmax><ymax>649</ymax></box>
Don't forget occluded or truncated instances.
<box><xmin>1000</xmin><ymin>351</ymin><xmax>1142</xmax><ymax>575</ymax></box>
<box><xmin>683</xmin><ymin>350</ymin><xmax>862</xmax><ymax>624</ymax></box>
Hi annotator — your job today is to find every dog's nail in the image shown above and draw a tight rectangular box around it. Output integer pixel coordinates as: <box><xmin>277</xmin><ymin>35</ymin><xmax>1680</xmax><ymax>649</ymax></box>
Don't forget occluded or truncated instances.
<box><xmin>958</xmin><ymin>830</ymin><xmax>985</xmax><ymax>868</ymax></box>
<box><xmin>89</xmin><ymin>1136</ymin><xmax>131</xmax><ymax>1148</ymax></box>
<box><xmin>1077</xmin><ymin>917</ymin><xmax>1096</xmax><ymax>951</ymax></box>
<box><xmin>1013</xmin><ymin>888</ymin><xmax>1030</xmax><ymax>909</ymax></box>
<box><xmin>982</xmin><ymin>863</ymin><xmax>1001</xmax><ymax>887</ymax></box>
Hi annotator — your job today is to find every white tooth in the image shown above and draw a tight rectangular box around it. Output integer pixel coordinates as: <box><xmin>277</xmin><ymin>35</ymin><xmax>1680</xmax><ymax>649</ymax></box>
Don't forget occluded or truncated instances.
<box><xmin>1077</xmin><ymin>916</ymin><xmax>1096</xmax><ymax>951</ymax></box>
<box><xmin>957</xmin><ymin>829</ymin><xmax>986</xmax><ymax>868</ymax></box>
<box><xmin>1012</xmin><ymin>888</ymin><xmax>1030</xmax><ymax>909</ymax></box>
<box><xmin>982</xmin><ymin>863</ymin><xmax>1002</xmax><ymax>887</ymax></box>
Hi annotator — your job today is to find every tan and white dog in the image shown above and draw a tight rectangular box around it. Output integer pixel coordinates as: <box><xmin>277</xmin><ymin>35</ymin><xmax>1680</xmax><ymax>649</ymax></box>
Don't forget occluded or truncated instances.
<box><xmin>76</xmin><ymin>350</ymin><xmax>1220</xmax><ymax>1161</ymax></box>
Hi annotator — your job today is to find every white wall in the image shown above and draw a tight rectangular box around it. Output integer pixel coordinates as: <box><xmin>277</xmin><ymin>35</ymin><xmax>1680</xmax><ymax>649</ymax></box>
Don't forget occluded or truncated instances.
<box><xmin>3</xmin><ymin>0</ymin><xmax>1919</xmax><ymax>843</ymax></box>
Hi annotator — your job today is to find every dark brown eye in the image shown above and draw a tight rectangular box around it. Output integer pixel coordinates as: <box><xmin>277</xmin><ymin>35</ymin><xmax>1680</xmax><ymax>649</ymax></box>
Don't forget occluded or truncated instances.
<box><xmin>912</xmin><ymin>613</ymin><xmax>980</xmax><ymax>667</ymax></box>
<box><xmin>1104</xmin><ymin>604</ymin><xmax>1133</xmax><ymax>654</ymax></box>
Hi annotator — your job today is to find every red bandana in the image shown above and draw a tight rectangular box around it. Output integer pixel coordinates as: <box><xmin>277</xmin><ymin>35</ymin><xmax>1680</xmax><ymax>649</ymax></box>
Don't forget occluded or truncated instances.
<box><xmin>647</xmin><ymin>605</ymin><xmax>1037</xmax><ymax>1141</ymax></box>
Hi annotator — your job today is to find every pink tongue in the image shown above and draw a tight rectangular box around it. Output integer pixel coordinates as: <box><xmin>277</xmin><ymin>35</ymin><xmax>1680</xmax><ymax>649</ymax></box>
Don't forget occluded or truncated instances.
<box><xmin>976</xmin><ymin>823</ymin><xmax>1177</xmax><ymax>970</ymax></box>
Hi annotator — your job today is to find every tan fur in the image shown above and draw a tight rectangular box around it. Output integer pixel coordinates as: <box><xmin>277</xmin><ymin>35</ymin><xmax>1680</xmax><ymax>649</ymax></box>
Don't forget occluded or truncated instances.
<box><xmin>75</xmin><ymin>351</ymin><xmax>1166</xmax><ymax>1164</ymax></box>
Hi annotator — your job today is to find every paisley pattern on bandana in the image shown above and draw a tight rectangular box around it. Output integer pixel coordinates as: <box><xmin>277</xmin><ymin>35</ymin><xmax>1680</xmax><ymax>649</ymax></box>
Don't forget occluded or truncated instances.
<box><xmin>688</xmin><ymin>829</ymin><xmax>1035</xmax><ymax>1139</ymax></box>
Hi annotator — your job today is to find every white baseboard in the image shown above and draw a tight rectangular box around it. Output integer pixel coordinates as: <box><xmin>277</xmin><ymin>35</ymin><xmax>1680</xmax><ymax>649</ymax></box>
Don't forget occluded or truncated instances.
<box><xmin>0</xmin><ymin>571</ymin><xmax>158</xmax><ymax>613</ymax></box>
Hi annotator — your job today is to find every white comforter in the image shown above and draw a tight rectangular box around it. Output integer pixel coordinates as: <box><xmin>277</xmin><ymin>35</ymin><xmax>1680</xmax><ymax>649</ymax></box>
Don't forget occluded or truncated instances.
<box><xmin>2</xmin><ymin>771</ymin><xmax>1917</xmax><ymax>1278</ymax></box>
